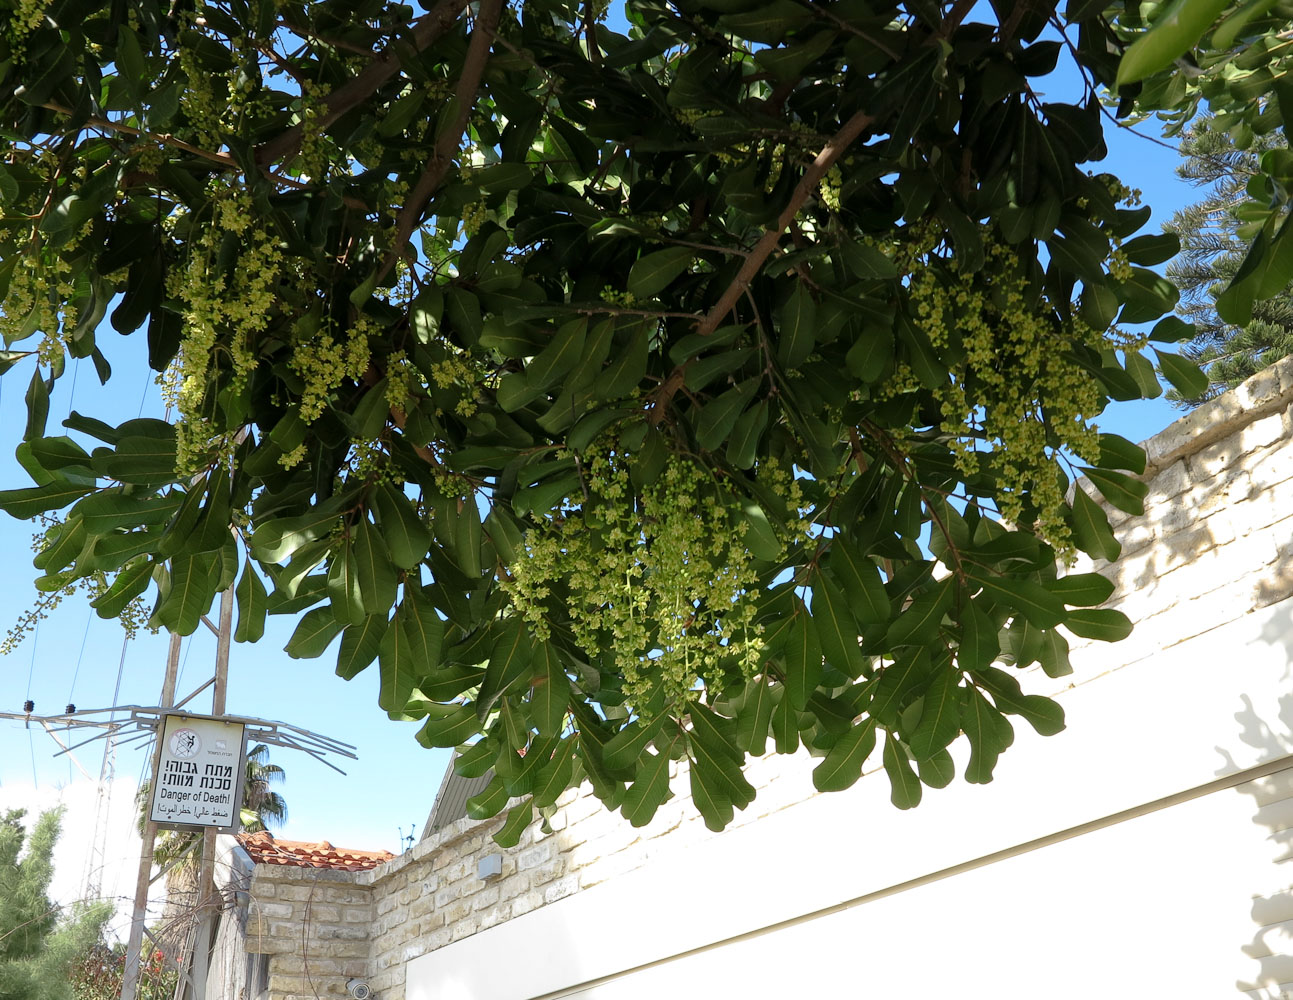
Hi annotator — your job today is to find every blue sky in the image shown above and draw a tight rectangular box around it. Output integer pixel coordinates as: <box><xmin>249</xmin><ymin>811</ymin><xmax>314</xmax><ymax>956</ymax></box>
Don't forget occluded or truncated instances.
<box><xmin>0</xmin><ymin>48</ymin><xmax>1206</xmax><ymax>873</ymax></box>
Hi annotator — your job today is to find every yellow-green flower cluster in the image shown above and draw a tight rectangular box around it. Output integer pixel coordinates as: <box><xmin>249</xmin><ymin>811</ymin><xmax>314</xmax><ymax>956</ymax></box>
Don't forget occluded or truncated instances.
<box><xmin>902</xmin><ymin>234</ymin><xmax>1112</xmax><ymax>553</ymax></box>
<box><xmin>503</xmin><ymin>445</ymin><xmax>788</xmax><ymax>713</ymax></box>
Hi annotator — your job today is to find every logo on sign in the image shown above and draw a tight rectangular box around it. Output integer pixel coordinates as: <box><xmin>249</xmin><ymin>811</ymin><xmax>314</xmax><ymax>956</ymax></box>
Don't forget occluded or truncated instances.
<box><xmin>169</xmin><ymin>729</ymin><xmax>201</xmax><ymax>758</ymax></box>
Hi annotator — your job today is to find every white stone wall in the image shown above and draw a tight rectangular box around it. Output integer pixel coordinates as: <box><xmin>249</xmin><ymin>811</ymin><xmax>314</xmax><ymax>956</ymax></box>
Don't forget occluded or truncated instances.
<box><xmin>236</xmin><ymin>356</ymin><xmax>1293</xmax><ymax>1000</ymax></box>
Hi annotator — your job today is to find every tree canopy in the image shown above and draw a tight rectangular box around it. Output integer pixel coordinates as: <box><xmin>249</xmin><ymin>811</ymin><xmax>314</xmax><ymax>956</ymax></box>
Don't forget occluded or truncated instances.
<box><xmin>0</xmin><ymin>0</ymin><xmax>1278</xmax><ymax>839</ymax></box>
<box><xmin>0</xmin><ymin>809</ymin><xmax>110</xmax><ymax>1000</ymax></box>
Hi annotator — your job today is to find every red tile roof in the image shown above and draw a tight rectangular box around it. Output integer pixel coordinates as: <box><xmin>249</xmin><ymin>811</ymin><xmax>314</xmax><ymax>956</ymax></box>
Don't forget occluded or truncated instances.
<box><xmin>237</xmin><ymin>831</ymin><xmax>395</xmax><ymax>872</ymax></box>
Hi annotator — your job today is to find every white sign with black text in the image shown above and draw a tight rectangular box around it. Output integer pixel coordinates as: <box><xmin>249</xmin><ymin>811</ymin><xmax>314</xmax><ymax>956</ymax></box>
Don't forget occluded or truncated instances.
<box><xmin>149</xmin><ymin>714</ymin><xmax>247</xmax><ymax>833</ymax></box>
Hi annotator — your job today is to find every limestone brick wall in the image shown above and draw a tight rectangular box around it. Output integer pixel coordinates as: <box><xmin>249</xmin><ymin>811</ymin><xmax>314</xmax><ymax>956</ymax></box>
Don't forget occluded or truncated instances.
<box><xmin>235</xmin><ymin>356</ymin><xmax>1293</xmax><ymax>1000</ymax></box>
<box><xmin>243</xmin><ymin>865</ymin><xmax>374</xmax><ymax>1000</ymax></box>
<box><xmin>1061</xmin><ymin>355</ymin><xmax>1293</xmax><ymax>683</ymax></box>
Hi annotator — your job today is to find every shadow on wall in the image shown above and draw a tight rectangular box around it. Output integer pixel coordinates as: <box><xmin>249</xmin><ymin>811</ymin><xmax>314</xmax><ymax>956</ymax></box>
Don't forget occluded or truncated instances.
<box><xmin>1220</xmin><ymin>602</ymin><xmax>1293</xmax><ymax>997</ymax></box>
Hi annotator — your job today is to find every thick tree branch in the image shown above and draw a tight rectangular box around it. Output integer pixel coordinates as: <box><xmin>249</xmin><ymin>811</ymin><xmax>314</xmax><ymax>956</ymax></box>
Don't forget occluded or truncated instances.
<box><xmin>255</xmin><ymin>0</ymin><xmax>471</xmax><ymax>168</ymax></box>
<box><xmin>645</xmin><ymin>108</ymin><xmax>875</xmax><ymax>425</ymax></box>
<box><xmin>692</xmin><ymin>109</ymin><xmax>876</xmax><ymax>340</ymax></box>
<box><xmin>379</xmin><ymin>0</ymin><xmax>503</xmax><ymax>283</ymax></box>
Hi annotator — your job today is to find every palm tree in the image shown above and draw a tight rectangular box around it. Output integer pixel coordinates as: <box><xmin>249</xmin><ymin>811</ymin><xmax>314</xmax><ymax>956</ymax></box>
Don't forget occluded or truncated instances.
<box><xmin>237</xmin><ymin>745</ymin><xmax>287</xmax><ymax>833</ymax></box>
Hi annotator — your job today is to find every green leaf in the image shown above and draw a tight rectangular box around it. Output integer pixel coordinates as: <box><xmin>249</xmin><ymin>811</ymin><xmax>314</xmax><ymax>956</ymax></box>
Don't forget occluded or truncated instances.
<box><xmin>1048</xmin><ymin>573</ymin><xmax>1114</xmax><ymax>607</ymax></box>
<box><xmin>829</xmin><ymin>537</ymin><xmax>889</xmax><ymax>626</ymax></box>
<box><xmin>908</xmin><ymin>667</ymin><xmax>961</xmax><ymax>761</ymax></box>
<box><xmin>465</xmin><ymin>775</ymin><xmax>510</xmax><ymax>820</ymax></box>
<box><xmin>1070</xmin><ymin>485</ymin><xmax>1121</xmax><ymax>562</ymax></box>
<box><xmin>725</xmin><ymin>401</ymin><xmax>768</xmax><ymax>470</ymax></box>
<box><xmin>738</xmin><ymin>502</ymin><xmax>781</xmax><ymax>561</ymax></box>
<box><xmin>0</xmin><ymin>483</ymin><xmax>94</xmax><ymax>519</ymax></box>
<box><xmin>688</xmin><ymin>756</ymin><xmax>733</xmax><ymax>832</ymax></box>
<box><xmin>882</xmin><ymin>732</ymin><xmax>922</xmax><ymax>809</ymax></box>
<box><xmin>479</xmin><ymin>617</ymin><xmax>533</xmax><ymax>716</ymax></box>
<box><xmin>336</xmin><ymin>615</ymin><xmax>388</xmax><ymax>680</ymax></box>
<box><xmin>286</xmin><ymin>607</ymin><xmax>344</xmax><ymax>659</ymax></box>
<box><xmin>735</xmin><ymin>675</ymin><xmax>777</xmax><ymax>756</ymax></box>
<box><xmin>969</xmin><ymin>571</ymin><xmax>1066</xmax><ymax>628</ymax></box>
<box><xmin>958</xmin><ymin>602</ymin><xmax>999</xmax><ymax>671</ymax></box>
<box><xmin>811</xmin><ymin>718</ymin><xmax>878</xmax><ymax>792</ymax></box>
<box><xmin>777</xmin><ymin>284</ymin><xmax>816</xmax><ymax>369</ymax></box>
<box><xmin>1155</xmin><ymin>349</ymin><xmax>1209</xmax><ymax>399</ymax></box>
<box><xmin>90</xmin><ymin>559</ymin><xmax>154</xmax><ymax>620</ymax></box>
<box><xmin>399</xmin><ymin>590</ymin><xmax>445</xmax><ymax>670</ymax></box>
<box><xmin>974</xmin><ymin>667</ymin><xmax>1065</xmax><ymax>736</ymax></box>
<box><xmin>595</xmin><ymin>323</ymin><xmax>650</xmax><ymax>401</ymax></box>
<box><xmin>770</xmin><ymin>679</ymin><xmax>802</xmax><ymax>753</ymax></box>
<box><xmin>1116</xmin><ymin>0</ymin><xmax>1231</xmax><ymax>86</ymax></box>
<box><xmin>778</xmin><ymin>610</ymin><xmax>821</xmax><ymax>711</ymax></box>
<box><xmin>1080</xmin><ymin>467</ymin><xmax>1148</xmax><ymax>516</ymax></box>
<box><xmin>25</xmin><ymin>369</ymin><xmax>48</xmax><ymax>442</ymax></box>
<box><xmin>353</xmin><ymin>517</ymin><xmax>398</xmax><ymax>617</ymax></box>
<box><xmin>327</xmin><ymin>539</ymin><xmax>366</xmax><ymax>625</ymax></box>
<box><xmin>526</xmin><ymin>318</ymin><xmax>587</xmax><ymax>391</ymax></box>
<box><xmin>1038</xmin><ymin>628</ymin><xmax>1073</xmax><ymax>678</ymax></box>
<box><xmin>234</xmin><ymin>562</ymin><xmax>267</xmax><ymax>643</ymax></box>
<box><xmin>378</xmin><ymin>611</ymin><xmax>420</xmax><ymax>719</ymax></box>
<box><xmin>695</xmin><ymin>376</ymin><xmax>760</xmax><ymax>452</ymax></box>
<box><xmin>1097</xmin><ymin>433</ymin><xmax>1147</xmax><ymax>475</ymax></box>
<box><xmin>886</xmin><ymin>578</ymin><xmax>953</xmax><ymax>647</ymax></box>
<box><xmin>416</xmin><ymin>703</ymin><xmax>484</xmax><ymax>749</ymax></box>
<box><xmin>627</xmin><ymin>247</ymin><xmax>691</xmax><ymax>299</ymax></box>
<box><xmin>492</xmin><ymin>799</ymin><xmax>535</xmax><ymax>848</ymax></box>
<box><xmin>529</xmin><ymin>642</ymin><xmax>570</xmax><ymax>737</ymax></box>
<box><xmin>962</xmin><ymin>685</ymin><xmax>1013</xmax><ymax>784</ymax></box>
<box><xmin>532</xmin><ymin>738</ymin><xmax>576</xmax><ymax>808</ymax></box>
<box><xmin>870</xmin><ymin>648</ymin><xmax>931</xmax><ymax>727</ymax></box>
<box><xmin>373</xmin><ymin>484</ymin><xmax>431</xmax><ymax>570</ymax></box>
<box><xmin>1064</xmin><ymin>608</ymin><xmax>1134</xmax><ymax>642</ymax></box>
<box><xmin>918</xmin><ymin>748</ymin><xmax>955</xmax><ymax>789</ymax></box>
<box><xmin>156</xmin><ymin>554</ymin><xmax>219</xmax><ymax>635</ymax></box>
<box><xmin>621</xmin><ymin>750</ymin><xmax>671</xmax><ymax>827</ymax></box>
<box><xmin>810</xmin><ymin>572</ymin><xmax>864</xmax><ymax>676</ymax></box>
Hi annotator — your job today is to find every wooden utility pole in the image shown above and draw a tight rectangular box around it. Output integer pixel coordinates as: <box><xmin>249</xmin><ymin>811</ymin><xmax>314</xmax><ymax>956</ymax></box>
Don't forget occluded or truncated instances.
<box><xmin>187</xmin><ymin>587</ymin><xmax>234</xmax><ymax>1000</ymax></box>
<box><xmin>120</xmin><ymin>632</ymin><xmax>183</xmax><ymax>1000</ymax></box>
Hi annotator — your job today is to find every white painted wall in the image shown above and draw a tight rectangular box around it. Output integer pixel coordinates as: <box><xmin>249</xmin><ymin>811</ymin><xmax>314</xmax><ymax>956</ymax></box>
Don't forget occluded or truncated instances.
<box><xmin>409</xmin><ymin>598</ymin><xmax>1293</xmax><ymax>1000</ymax></box>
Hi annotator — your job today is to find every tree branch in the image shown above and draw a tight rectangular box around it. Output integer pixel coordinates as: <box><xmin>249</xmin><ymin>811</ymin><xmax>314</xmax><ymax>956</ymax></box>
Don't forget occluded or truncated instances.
<box><xmin>694</xmin><ymin>109</ymin><xmax>875</xmax><ymax>339</ymax></box>
<box><xmin>255</xmin><ymin>0</ymin><xmax>471</xmax><ymax>168</ymax></box>
<box><xmin>644</xmin><ymin>108</ymin><xmax>876</xmax><ymax>424</ymax></box>
<box><xmin>378</xmin><ymin>0</ymin><xmax>503</xmax><ymax>283</ymax></box>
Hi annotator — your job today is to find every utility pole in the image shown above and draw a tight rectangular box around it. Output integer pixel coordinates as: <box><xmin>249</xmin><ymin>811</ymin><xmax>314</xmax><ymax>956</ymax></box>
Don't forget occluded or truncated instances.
<box><xmin>120</xmin><ymin>632</ymin><xmax>182</xmax><ymax>1000</ymax></box>
<box><xmin>187</xmin><ymin>587</ymin><xmax>234</xmax><ymax>1000</ymax></box>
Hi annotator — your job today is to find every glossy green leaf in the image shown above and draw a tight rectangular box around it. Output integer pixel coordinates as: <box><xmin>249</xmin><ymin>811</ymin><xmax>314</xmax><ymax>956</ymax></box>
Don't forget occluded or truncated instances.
<box><xmin>811</xmin><ymin>718</ymin><xmax>877</xmax><ymax>792</ymax></box>
<box><xmin>627</xmin><ymin>247</ymin><xmax>691</xmax><ymax>299</ymax></box>
<box><xmin>1048</xmin><ymin>573</ymin><xmax>1114</xmax><ymax>607</ymax></box>
<box><xmin>810</xmin><ymin>572</ymin><xmax>864</xmax><ymax>676</ymax></box>
<box><xmin>908</xmin><ymin>667</ymin><xmax>961</xmax><ymax>761</ymax></box>
<box><xmin>882</xmin><ymin>732</ymin><xmax>922</xmax><ymax>809</ymax></box>
<box><xmin>286</xmin><ymin>606</ymin><xmax>345</xmax><ymax>659</ymax></box>
<box><xmin>968</xmin><ymin>571</ymin><xmax>1067</xmax><ymax>628</ymax></box>
<box><xmin>1064</xmin><ymin>608</ymin><xmax>1134</xmax><ymax>641</ymax></box>
<box><xmin>1081</xmin><ymin>467</ymin><xmax>1148</xmax><ymax>516</ymax></box>
<box><xmin>234</xmin><ymin>561</ymin><xmax>268</xmax><ymax>643</ymax></box>
<box><xmin>1070</xmin><ymin>485</ymin><xmax>1121</xmax><ymax>562</ymax></box>
<box><xmin>373</xmin><ymin>484</ymin><xmax>431</xmax><ymax>570</ymax></box>
<box><xmin>479</xmin><ymin>617</ymin><xmax>533</xmax><ymax>716</ymax></box>
<box><xmin>621</xmin><ymin>750</ymin><xmax>671</xmax><ymax>827</ymax></box>
<box><xmin>336</xmin><ymin>614</ymin><xmax>388</xmax><ymax>679</ymax></box>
